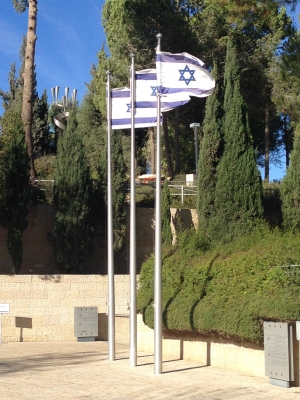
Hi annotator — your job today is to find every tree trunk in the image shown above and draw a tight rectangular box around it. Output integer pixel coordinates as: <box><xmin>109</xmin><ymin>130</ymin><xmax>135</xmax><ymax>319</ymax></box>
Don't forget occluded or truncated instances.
<box><xmin>264</xmin><ymin>105</ymin><xmax>270</xmax><ymax>181</ymax></box>
<box><xmin>149</xmin><ymin>127</ymin><xmax>155</xmax><ymax>174</ymax></box>
<box><xmin>21</xmin><ymin>0</ymin><xmax>37</xmax><ymax>182</ymax></box>
<box><xmin>162</xmin><ymin>113</ymin><xmax>174</xmax><ymax>178</ymax></box>
<box><xmin>174</xmin><ymin>108</ymin><xmax>181</xmax><ymax>175</ymax></box>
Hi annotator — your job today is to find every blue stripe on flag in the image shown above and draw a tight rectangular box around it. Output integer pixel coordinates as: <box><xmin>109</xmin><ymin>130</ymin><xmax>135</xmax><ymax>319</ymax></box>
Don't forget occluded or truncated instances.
<box><xmin>112</xmin><ymin>117</ymin><xmax>158</xmax><ymax>127</ymax></box>
<box><xmin>135</xmin><ymin>73</ymin><xmax>157</xmax><ymax>80</ymax></box>
<box><xmin>111</xmin><ymin>90</ymin><xmax>130</xmax><ymax>98</ymax></box>
<box><xmin>134</xmin><ymin>100</ymin><xmax>190</xmax><ymax>109</ymax></box>
<box><xmin>158</xmin><ymin>87</ymin><xmax>210</xmax><ymax>95</ymax></box>
<box><xmin>156</xmin><ymin>53</ymin><xmax>207</xmax><ymax>70</ymax></box>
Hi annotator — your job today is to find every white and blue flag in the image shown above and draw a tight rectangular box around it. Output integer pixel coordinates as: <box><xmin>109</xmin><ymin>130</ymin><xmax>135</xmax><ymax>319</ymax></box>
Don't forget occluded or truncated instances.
<box><xmin>111</xmin><ymin>69</ymin><xmax>192</xmax><ymax>129</ymax></box>
<box><xmin>156</xmin><ymin>51</ymin><xmax>215</xmax><ymax>98</ymax></box>
<box><xmin>135</xmin><ymin>69</ymin><xmax>191</xmax><ymax>111</ymax></box>
<box><xmin>111</xmin><ymin>86</ymin><xmax>158</xmax><ymax>130</ymax></box>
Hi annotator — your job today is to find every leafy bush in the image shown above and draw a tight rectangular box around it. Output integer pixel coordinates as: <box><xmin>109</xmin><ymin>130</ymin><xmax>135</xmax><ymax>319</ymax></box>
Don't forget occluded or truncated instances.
<box><xmin>137</xmin><ymin>223</ymin><xmax>300</xmax><ymax>342</ymax></box>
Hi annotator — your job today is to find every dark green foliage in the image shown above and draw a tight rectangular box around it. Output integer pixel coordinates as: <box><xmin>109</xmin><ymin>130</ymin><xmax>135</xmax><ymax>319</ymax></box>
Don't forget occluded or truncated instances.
<box><xmin>197</xmin><ymin>63</ymin><xmax>224</xmax><ymax>239</ymax></box>
<box><xmin>262</xmin><ymin>182</ymin><xmax>282</xmax><ymax>228</ymax></box>
<box><xmin>12</xmin><ymin>0</ymin><xmax>28</xmax><ymax>13</ymax></box>
<box><xmin>137</xmin><ymin>224</ymin><xmax>300</xmax><ymax>342</ymax></box>
<box><xmin>32</xmin><ymin>89</ymin><xmax>49</xmax><ymax>157</ymax></box>
<box><xmin>213</xmin><ymin>39</ymin><xmax>263</xmax><ymax>242</ymax></box>
<box><xmin>0</xmin><ymin>62</ymin><xmax>22</xmax><ymax>113</ymax></box>
<box><xmin>0</xmin><ymin>35</ymin><xmax>49</xmax><ymax>158</ymax></box>
<box><xmin>162</xmin><ymin>179</ymin><xmax>172</xmax><ymax>246</ymax></box>
<box><xmin>51</xmin><ymin>109</ymin><xmax>95</xmax><ymax>273</ymax></box>
<box><xmin>78</xmin><ymin>93</ymin><xmax>104</xmax><ymax>177</ymax></box>
<box><xmin>281</xmin><ymin>134</ymin><xmax>300</xmax><ymax>231</ymax></box>
<box><xmin>137</xmin><ymin>248</ymin><xmax>188</xmax><ymax>330</ymax></box>
<box><xmin>0</xmin><ymin>111</ymin><xmax>30</xmax><ymax>273</ymax></box>
<box><xmin>111</xmin><ymin>131</ymin><xmax>128</xmax><ymax>252</ymax></box>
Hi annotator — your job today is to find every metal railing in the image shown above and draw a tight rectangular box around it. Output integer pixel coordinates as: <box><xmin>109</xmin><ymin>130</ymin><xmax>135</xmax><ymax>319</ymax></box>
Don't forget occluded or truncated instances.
<box><xmin>168</xmin><ymin>184</ymin><xmax>197</xmax><ymax>205</ymax></box>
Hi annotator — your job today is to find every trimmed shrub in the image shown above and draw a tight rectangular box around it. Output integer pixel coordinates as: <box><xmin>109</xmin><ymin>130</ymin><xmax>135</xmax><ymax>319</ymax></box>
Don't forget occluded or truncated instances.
<box><xmin>137</xmin><ymin>224</ymin><xmax>300</xmax><ymax>342</ymax></box>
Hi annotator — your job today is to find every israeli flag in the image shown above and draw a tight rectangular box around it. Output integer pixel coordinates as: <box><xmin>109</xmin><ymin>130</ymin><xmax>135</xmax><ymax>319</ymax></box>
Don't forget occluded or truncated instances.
<box><xmin>156</xmin><ymin>51</ymin><xmax>215</xmax><ymax>97</ymax></box>
<box><xmin>135</xmin><ymin>69</ymin><xmax>191</xmax><ymax>111</ymax></box>
<box><xmin>111</xmin><ymin>87</ymin><xmax>158</xmax><ymax>130</ymax></box>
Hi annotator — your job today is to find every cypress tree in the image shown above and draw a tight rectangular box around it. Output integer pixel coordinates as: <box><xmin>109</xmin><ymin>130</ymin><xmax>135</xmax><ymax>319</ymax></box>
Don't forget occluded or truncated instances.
<box><xmin>111</xmin><ymin>131</ymin><xmax>128</xmax><ymax>252</ymax></box>
<box><xmin>197</xmin><ymin>62</ymin><xmax>224</xmax><ymax>240</ymax></box>
<box><xmin>32</xmin><ymin>89</ymin><xmax>49</xmax><ymax>157</ymax></box>
<box><xmin>162</xmin><ymin>178</ymin><xmax>172</xmax><ymax>246</ymax></box>
<box><xmin>52</xmin><ymin>108</ymin><xmax>95</xmax><ymax>273</ymax></box>
<box><xmin>281</xmin><ymin>131</ymin><xmax>300</xmax><ymax>231</ymax></box>
<box><xmin>0</xmin><ymin>111</ymin><xmax>30</xmax><ymax>273</ymax></box>
<box><xmin>77</xmin><ymin>69</ymin><xmax>105</xmax><ymax>178</ymax></box>
<box><xmin>213</xmin><ymin>39</ymin><xmax>263</xmax><ymax>242</ymax></box>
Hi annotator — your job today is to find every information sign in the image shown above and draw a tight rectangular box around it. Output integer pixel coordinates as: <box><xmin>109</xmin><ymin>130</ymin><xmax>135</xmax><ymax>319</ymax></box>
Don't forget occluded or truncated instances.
<box><xmin>74</xmin><ymin>307</ymin><xmax>98</xmax><ymax>338</ymax></box>
<box><xmin>0</xmin><ymin>304</ymin><xmax>9</xmax><ymax>314</ymax></box>
<box><xmin>264</xmin><ymin>321</ymin><xmax>293</xmax><ymax>382</ymax></box>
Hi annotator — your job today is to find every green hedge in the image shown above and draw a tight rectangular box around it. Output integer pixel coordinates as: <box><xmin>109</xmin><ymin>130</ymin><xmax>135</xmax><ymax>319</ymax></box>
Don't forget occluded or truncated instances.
<box><xmin>137</xmin><ymin>224</ymin><xmax>300</xmax><ymax>342</ymax></box>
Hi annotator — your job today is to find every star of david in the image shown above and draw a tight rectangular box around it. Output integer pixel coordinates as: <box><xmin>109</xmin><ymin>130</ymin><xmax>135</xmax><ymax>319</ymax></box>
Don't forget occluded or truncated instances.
<box><xmin>179</xmin><ymin>65</ymin><xmax>196</xmax><ymax>86</ymax></box>
<box><xmin>150</xmin><ymin>86</ymin><xmax>157</xmax><ymax>96</ymax></box>
<box><xmin>126</xmin><ymin>103</ymin><xmax>131</xmax><ymax>112</ymax></box>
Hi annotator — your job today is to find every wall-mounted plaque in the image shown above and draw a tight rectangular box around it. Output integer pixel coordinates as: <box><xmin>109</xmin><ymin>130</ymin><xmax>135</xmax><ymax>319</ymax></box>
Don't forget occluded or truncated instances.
<box><xmin>264</xmin><ymin>322</ymin><xmax>294</xmax><ymax>383</ymax></box>
<box><xmin>74</xmin><ymin>307</ymin><xmax>98</xmax><ymax>338</ymax></box>
<box><xmin>0</xmin><ymin>304</ymin><xmax>9</xmax><ymax>314</ymax></box>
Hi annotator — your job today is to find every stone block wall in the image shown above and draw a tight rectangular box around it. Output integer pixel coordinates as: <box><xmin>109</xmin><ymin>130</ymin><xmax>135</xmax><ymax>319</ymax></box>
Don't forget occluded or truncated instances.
<box><xmin>0</xmin><ymin>275</ymin><xmax>130</xmax><ymax>342</ymax></box>
<box><xmin>137</xmin><ymin>314</ymin><xmax>300</xmax><ymax>385</ymax></box>
<box><xmin>1</xmin><ymin>274</ymin><xmax>299</xmax><ymax>385</ymax></box>
<box><xmin>0</xmin><ymin>205</ymin><xmax>198</xmax><ymax>275</ymax></box>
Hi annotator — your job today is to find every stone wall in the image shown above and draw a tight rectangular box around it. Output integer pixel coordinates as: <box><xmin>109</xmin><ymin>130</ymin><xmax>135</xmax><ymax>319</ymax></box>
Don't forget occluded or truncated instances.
<box><xmin>137</xmin><ymin>315</ymin><xmax>300</xmax><ymax>386</ymax></box>
<box><xmin>0</xmin><ymin>205</ymin><xmax>198</xmax><ymax>275</ymax></box>
<box><xmin>1</xmin><ymin>274</ymin><xmax>299</xmax><ymax>385</ymax></box>
<box><xmin>0</xmin><ymin>274</ymin><xmax>131</xmax><ymax>342</ymax></box>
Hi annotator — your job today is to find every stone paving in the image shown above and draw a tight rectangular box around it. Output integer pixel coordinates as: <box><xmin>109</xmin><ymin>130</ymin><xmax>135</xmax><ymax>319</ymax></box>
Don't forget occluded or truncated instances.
<box><xmin>0</xmin><ymin>341</ymin><xmax>300</xmax><ymax>399</ymax></box>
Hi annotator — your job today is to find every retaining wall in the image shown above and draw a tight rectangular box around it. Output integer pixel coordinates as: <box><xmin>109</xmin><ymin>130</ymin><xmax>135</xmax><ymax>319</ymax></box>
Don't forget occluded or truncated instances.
<box><xmin>0</xmin><ymin>205</ymin><xmax>198</xmax><ymax>275</ymax></box>
<box><xmin>0</xmin><ymin>274</ymin><xmax>131</xmax><ymax>342</ymax></box>
<box><xmin>137</xmin><ymin>315</ymin><xmax>300</xmax><ymax>386</ymax></box>
<box><xmin>2</xmin><ymin>274</ymin><xmax>298</xmax><ymax>385</ymax></box>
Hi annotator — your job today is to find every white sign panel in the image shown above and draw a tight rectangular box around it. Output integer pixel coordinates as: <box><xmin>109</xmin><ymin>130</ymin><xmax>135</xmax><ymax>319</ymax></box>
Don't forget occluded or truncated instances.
<box><xmin>0</xmin><ymin>304</ymin><xmax>9</xmax><ymax>314</ymax></box>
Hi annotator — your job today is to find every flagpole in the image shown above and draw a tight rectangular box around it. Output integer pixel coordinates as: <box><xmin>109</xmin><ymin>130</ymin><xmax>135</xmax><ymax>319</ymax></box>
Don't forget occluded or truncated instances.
<box><xmin>130</xmin><ymin>53</ymin><xmax>137</xmax><ymax>367</ymax></box>
<box><xmin>154</xmin><ymin>32</ymin><xmax>163</xmax><ymax>375</ymax></box>
<box><xmin>107</xmin><ymin>70</ymin><xmax>115</xmax><ymax>361</ymax></box>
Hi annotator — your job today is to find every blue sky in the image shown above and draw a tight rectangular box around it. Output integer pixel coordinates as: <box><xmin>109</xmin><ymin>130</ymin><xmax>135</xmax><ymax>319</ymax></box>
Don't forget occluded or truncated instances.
<box><xmin>0</xmin><ymin>0</ymin><xmax>106</xmax><ymax>108</ymax></box>
<box><xmin>0</xmin><ymin>1</ymin><xmax>299</xmax><ymax>181</ymax></box>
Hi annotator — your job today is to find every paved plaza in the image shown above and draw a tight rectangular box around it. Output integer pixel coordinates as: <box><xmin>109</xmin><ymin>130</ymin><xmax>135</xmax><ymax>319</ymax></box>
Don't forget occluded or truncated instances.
<box><xmin>0</xmin><ymin>341</ymin><xmax>300</xmax><ymax>399</ymax></box>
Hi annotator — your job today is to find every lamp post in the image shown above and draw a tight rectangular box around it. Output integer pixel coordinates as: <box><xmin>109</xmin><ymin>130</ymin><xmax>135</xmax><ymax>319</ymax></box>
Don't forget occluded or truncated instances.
<box><xmin>190</xmin><ymin>123</ymin><xmax>200</xmax><ymax>178</ymax></box>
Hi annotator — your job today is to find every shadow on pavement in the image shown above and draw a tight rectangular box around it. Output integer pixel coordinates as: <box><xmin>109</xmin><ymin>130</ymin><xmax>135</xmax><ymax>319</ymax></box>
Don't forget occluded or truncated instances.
<box><xmin>0</xmin><ymin>351</ymin><xmax>109</xmax><ymax>375</ymax></box>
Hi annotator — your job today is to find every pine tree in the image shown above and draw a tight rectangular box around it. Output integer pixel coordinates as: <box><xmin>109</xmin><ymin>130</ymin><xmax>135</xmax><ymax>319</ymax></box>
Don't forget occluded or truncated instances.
<box><xmin>0</xmin><ymin>110</ymin><xmax>30</xmax><ymax>273</ymax></box>
<box><xmin>213</xmin><ymin>39</ymin><xmax>263</xmax><ymax>242</ymax></box>
<box><xmin>52</xmin><ymin>108</ymin><xmax>95</xmax><ymax>273</ymax></box>
<box><xmin>197</xmin><ymin>62</ymin><xmax>224</xmax><ymax>239</ymax></box>
<box><xmin>162</xmin><ymin>178</ymin><xmax>172</xmax><ymax>246</ymax></box>
<box><xmin>280</xmin><ymin>131</ymin><xmax>300</xmax><ymax>232</ymax></box>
